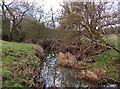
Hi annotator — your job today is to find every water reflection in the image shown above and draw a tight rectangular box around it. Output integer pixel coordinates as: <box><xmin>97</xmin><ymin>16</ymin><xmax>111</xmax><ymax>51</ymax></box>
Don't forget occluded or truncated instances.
<box><xmin>40</xmin><ymin>53</ymin><xmax>118</xmax><ymax>88</ymax></box>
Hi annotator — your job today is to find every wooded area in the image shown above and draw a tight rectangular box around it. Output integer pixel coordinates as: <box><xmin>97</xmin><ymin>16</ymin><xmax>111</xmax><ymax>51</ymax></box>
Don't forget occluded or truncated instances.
<box><xmin>1</xmin><ymin>1</ymin><xmax>120</xmax><ymax>52</ymax></box>
<box><xmin>1</xmin><ymin>0</ymin><xmax>120</xmax><ymax>88</ymax></box>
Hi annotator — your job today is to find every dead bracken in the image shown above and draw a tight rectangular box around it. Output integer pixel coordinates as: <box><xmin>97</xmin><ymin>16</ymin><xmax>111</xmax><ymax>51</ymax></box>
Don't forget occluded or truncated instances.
<box><xmin>57</xmin><ymin>52</ymin><xmax>87</xmax><ymax>69</ymax></box>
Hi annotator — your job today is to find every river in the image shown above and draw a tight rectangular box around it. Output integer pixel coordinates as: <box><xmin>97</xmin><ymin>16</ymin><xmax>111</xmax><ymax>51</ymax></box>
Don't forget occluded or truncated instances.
<box><xmin>39</xmin><ymin>52</ymin><xmax>118</xmax><ymax>88</ymax></box>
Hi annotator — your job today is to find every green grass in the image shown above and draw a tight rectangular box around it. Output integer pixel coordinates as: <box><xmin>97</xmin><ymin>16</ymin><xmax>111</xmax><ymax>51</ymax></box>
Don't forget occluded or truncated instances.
<box><xmin>67</xmin><ymin>34</ymin><xmax>120</xmax><ymax>80</ymax></box>
<box><xmin>1</xmin><ymin>34</ymin><xmax>120</xmax><ymax>86</ymax></box>
<box><xmin>1</xmin><ymin>40</ymin><xmax>43</xmax><ymax>87</ymax></box>
<box><xmin>90</xmin><ymin>34</ymin><xmax>120</xmax><ymax>80</ymax></box>
<box><xmin>2</xmin><ymin>40</ymin><xmax>41</xmax><ymax>55</ymax></box>
<box><xmin>104</xmin><ymin>34</ymin><xmax>118</xmax><ymax>48</ymax></box>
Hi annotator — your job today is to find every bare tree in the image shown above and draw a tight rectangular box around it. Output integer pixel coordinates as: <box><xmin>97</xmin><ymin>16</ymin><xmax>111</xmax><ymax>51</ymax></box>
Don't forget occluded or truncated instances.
<box><xmin>59</xmin><ymin>1</ymin><xmax>120</xmax><ymax>52</ymax></box>
<box><xmin>2</xmin><ymin>0</ymin><xmax>34</xmax><ymax>41</ymax></box>
<box><xmin>50</xmin><ymin>8</ymin><xmax>56</xmax><ymax>29</ymax></box>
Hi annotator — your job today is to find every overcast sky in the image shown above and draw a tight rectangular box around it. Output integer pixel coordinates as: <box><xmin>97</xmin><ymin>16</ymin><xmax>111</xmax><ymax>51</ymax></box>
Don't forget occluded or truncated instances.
<box><xmin>4</xmin><ymin>0</ymin><xmax>119</xmax><ymax>11</ymax></box>
<box><xmin>4</xmin><ymin>0</ymin><xmax>63</xmax><ymax>13</ymax></box>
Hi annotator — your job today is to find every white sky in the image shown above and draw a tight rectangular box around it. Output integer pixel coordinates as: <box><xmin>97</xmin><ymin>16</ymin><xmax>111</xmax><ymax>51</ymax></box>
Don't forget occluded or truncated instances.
<box><xmin>4</xmin><ymin>0</ymin><xmax>63</xmax><ymax>13</ymax></box>
<box><xmin>4</xmin><ymin>0</ymin><xmax>119</xmax><ymax>12</ymax></box>
<box><xmin>41</xmin><ymin>0</ymin><xmax>63</xmax><ymax>12</ymax></box>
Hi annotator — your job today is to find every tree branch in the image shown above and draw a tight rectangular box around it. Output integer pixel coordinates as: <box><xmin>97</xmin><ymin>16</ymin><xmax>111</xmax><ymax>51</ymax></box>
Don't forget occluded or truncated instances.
<box><xmin>16</xmin><ymin>8</ymin><xmax>29</xmax><ymax>26</ymax></box>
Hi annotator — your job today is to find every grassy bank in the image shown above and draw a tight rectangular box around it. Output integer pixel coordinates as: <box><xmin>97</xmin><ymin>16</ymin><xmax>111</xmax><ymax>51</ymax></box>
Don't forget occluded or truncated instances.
<box><xmin>89</xmin><ymin>34</ymin><xmax>120</xmax><ymax>81</ymax></box>
<box><xmin>57</xmin><ymin>34</ymin><xmax>120</xmax><ymax>84</ymax></box>
<box><xmin>2</xmin><ymin>40</ymin><xmax>43</xmax><ymax>87</ymax></box>
<box><xmin>1</xmin><ymin>34</ymin><xmax>120</xmax><ymax>87</ymax></box>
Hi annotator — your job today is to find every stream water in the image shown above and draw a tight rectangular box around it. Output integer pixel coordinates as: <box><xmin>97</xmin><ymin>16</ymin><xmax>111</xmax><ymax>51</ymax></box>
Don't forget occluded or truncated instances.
<box><xmin>39</xmin><ymin>52</ymin><xmax>118</xmax><ymax>88</ymax></box>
